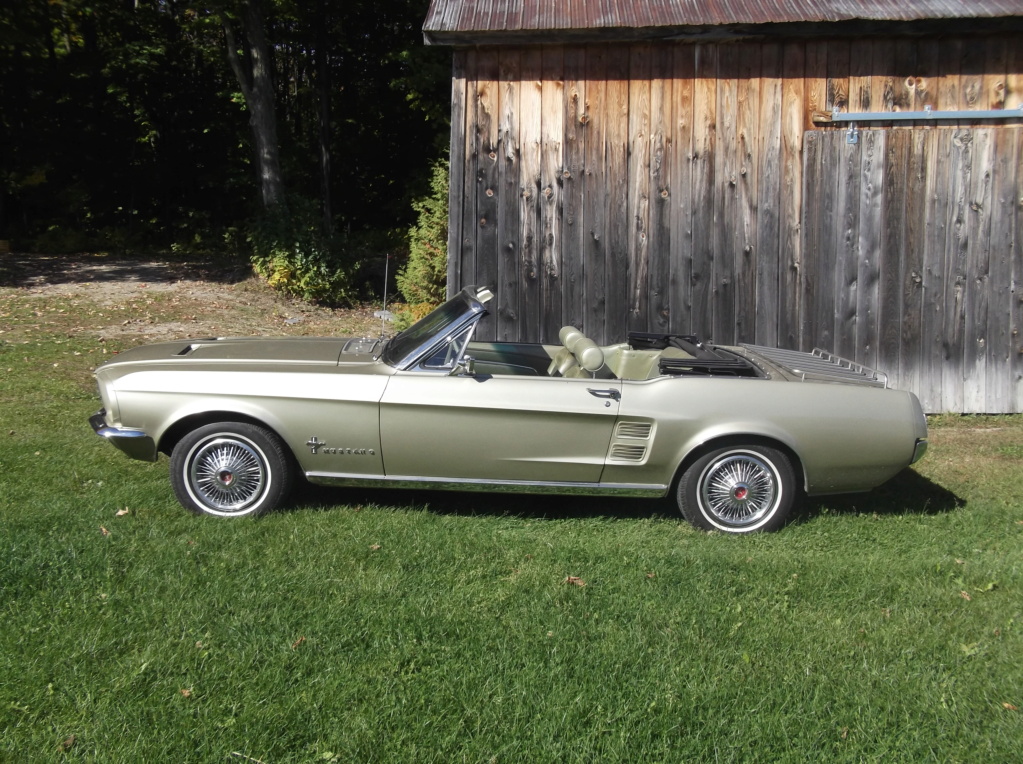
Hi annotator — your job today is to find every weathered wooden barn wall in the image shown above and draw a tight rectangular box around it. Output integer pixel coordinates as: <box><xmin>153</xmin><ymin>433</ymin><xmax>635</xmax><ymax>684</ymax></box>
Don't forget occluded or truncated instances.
<box><xmin>447</xmin><ymin>34</ymin><xmax>1023</xmax><ymax>412</ymax></box>
<box><xmin>803</xmin><ymin>128</ymin><xmax>1022</xmax><ymax>414</ymax></box>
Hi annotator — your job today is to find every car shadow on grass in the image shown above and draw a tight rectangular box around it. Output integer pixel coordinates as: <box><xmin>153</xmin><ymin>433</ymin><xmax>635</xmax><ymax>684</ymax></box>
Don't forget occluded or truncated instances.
<box><xmin>799</xmin><ymin>468</ymin><xmax>962</xmax><ymax>523</ymax></box>
<box><xmin>288</xmin><ymin>467</ymin><xmax>962</xmax><ymax>526</ymax></box>
<box><xmin>288</xmin><ymin>482</ymin><xmax>670</xmax><ymax>522</ymax></box>
<box><xmin>288</xmin><ymin>466</ymin><xmax>962</xmax><ymax>528</ymax></box>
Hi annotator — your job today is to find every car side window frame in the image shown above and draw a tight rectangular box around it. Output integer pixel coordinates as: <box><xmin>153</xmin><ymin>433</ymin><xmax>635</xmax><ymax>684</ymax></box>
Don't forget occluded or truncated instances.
<box><xmin>414</xmin><ymin>323</ymin><xmax>476</xmax><ymax>372</ymax></box>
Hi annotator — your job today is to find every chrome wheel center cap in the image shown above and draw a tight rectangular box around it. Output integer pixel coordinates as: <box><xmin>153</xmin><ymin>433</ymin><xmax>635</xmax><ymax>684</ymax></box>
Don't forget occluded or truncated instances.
<box><xmin>218</xmin><ymin>470</ymin><xmax>235</xmax><ymax>487</ymax></box>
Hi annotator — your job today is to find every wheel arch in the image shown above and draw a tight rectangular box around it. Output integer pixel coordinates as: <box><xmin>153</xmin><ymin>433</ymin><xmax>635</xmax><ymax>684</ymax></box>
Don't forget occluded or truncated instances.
<box><xmin>670</xmin><ymin>433</ymin><xmax>806</xmax><ymax>495</ymax></box>
<box><xmin>158</xmin><ymin>411</ymin><xmax>293</xmax><ymax>461</ymax></box>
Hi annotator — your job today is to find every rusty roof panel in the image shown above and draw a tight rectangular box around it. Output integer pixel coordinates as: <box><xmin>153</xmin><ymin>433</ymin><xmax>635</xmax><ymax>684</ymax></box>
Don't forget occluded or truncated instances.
<box><xmin>424</xmin><ymin>0</ymin><xmax>1023</xmax><ymax>42</ymax></box>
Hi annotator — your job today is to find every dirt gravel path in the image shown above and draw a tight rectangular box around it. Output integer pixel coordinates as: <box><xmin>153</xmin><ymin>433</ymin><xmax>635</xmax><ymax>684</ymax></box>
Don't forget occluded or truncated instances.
<box><xmin>0</xmin><ymin>252</ymin><xmax>383</xmax><ymax>343</ymax></box>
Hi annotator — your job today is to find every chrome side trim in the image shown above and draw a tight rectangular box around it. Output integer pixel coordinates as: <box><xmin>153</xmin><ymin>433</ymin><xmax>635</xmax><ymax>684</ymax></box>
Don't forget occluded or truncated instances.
<box><xmin>305</xmin><ymin>471</ymin><xmax>668</xmax><ymax>498</ymax></box>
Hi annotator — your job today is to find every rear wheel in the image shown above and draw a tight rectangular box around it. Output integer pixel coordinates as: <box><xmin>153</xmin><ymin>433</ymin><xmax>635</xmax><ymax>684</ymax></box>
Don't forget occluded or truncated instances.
<box><xmin>677</xmin><ymin>444</ymin><xmax>796</xmax><ymax>533</ymax></box>
<box><xmin>170</xmin><ymin>422</ymin><xmax>292</xmax><ymax>518</ymax></box>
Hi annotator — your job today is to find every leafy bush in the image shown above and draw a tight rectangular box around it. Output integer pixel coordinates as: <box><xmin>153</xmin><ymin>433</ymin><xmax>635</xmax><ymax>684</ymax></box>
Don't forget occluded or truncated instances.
<box><xmin>248</xmin><ymin>198</ymin><xmax>355</xmax><ymax>306</ymax></box>
<box><xmin>394</xmin><ymin>159</ymin><xmax>448</xmax><ymax>327</ymax></box>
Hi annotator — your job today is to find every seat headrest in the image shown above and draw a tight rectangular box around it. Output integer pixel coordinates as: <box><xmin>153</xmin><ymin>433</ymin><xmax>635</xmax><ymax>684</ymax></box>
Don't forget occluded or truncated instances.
<box><xmin>572</xmin><ymin>338</ymin><xmax>605</xmax><ymax>372</ymax></box>
<box><xmin>559</xmin><ymin>325</ymin><xmax>585</xmax><ymax>349</ymax></box>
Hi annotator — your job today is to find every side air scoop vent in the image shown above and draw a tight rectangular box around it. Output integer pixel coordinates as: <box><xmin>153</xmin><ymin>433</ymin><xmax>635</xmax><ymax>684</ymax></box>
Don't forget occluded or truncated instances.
<box><xmin>610</xmin><ymin>444</ymin><xmax>647</xmax><ymax>462</ymax></box>
<box><xmin>616</xmin><ymin>421</ymin><xmax>652</xmax><ymax>440</ymax></box>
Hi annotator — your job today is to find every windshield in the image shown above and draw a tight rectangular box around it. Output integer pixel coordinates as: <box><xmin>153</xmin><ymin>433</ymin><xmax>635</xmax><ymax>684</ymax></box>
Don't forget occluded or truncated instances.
<box><xmin>382</xmin><ymin>286</ymin><xmax>487</xmax><ymax>369</ymax></box>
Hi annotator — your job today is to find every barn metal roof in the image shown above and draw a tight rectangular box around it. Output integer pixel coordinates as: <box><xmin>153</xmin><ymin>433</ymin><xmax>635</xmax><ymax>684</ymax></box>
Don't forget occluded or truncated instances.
<box><xmin>423</xmin><ymin>0</ymin><xmax>1023</xmax><ymax>44</ymax></box>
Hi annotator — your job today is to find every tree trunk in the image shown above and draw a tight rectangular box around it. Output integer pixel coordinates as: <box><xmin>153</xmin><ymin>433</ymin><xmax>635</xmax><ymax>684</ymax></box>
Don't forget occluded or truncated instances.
<box><xmin>223</xmin><ymin>0</ymin><xmax>284</xmax><ymax>209</ymax></box>
<box><xmin>316</xmin><ymin>0</ymin><xmax>332</xmax><ymax>234</ymax></box>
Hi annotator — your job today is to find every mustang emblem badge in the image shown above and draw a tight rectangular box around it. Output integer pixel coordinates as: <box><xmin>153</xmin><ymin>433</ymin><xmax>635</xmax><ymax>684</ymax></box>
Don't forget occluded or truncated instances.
<box><xmin>306</xmin><ymin>437</ymin><xmax>374</xmax><ymax>456</ymax></box>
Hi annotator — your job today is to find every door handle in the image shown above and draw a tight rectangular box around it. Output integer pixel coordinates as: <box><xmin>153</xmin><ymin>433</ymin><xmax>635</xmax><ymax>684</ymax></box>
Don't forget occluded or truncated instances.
<box><xmin>587</xmin><ymin>388</ymin><xmax>621</xmax><ymax>401</ymax></box>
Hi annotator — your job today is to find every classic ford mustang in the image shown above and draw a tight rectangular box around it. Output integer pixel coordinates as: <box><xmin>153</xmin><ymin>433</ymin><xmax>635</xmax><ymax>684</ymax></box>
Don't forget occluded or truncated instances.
<box><xmin>90</xmin><ymin>285</ymin><xmax>928</xmax><ymax>533</ymax></box>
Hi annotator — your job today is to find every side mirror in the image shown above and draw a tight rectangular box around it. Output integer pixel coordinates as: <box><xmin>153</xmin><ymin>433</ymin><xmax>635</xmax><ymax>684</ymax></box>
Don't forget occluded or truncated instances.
<box><xmin>461</xmin><ymin>355</ymin><xmax>477</xmax><ymax>377</ymax></box>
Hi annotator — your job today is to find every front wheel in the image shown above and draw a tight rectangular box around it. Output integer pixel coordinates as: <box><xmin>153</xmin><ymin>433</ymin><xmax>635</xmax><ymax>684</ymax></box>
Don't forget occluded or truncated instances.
<box><xmin>170</xmin><ymin>422</ymin><xmax>292</xmax><ymax>518</ymax></box>
<box><xmin>676</xmin><ymin>444</ymin><xmax>796</xmax><ymax>533</ymax></box>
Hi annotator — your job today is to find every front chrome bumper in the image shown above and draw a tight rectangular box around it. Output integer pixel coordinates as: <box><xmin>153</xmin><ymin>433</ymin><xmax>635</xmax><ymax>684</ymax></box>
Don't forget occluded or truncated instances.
<box><xmin>911</xmin><ymin>438</ymin><xmax>928</xmax><ymax>464</ymax></box>
<box><xmin>90</xmin><ymin>409</ymin><xmax>158</xmax><ymax>461</ymax></box>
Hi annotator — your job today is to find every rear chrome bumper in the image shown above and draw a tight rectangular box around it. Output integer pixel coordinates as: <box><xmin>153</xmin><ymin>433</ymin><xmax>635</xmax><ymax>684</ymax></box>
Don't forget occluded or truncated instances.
<box><xmin>90</xmin><ymin>409</ymin><xmax>158</xmax><ymax>461</ymax></box>
<box><xmin>911</xmin><ymin>438</ymin><xmax>928</xmax><ymax>464</ymax></box>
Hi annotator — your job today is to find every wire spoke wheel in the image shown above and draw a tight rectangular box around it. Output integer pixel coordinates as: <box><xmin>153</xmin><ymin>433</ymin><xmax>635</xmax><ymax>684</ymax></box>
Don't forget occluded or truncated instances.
<box><xmin>189</xmin><ymin>437</ymin><xmax>267</xmax><ymax>512</ymax></box>
<box><xmin>170</xmin><ymin>423</ymin><xmax>292</xmax><ymax>518</ymax></box>
<box><xmin>700</xmin><ymin>453</ymin><xmax>778</xmax><ymax>527</ymax></box>
<box><xmin>677</xmin><ymin>445</ymin><xmax>796</xmax><ymax>533</ymax></box>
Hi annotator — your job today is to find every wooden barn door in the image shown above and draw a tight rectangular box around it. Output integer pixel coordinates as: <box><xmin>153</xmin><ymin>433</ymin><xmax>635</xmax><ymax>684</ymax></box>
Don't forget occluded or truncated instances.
<box><xmin>800</xmin><ymin>127</ymin><xmax>1022</xmax><ymax>414</ymax></box>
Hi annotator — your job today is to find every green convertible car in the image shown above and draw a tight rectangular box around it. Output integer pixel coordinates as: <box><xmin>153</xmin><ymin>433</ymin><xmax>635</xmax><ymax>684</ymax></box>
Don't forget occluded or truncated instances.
<box><xmin>90</xmin><ymin>285</ymin><xmax>928</xmax><ymax>533</ymax></box>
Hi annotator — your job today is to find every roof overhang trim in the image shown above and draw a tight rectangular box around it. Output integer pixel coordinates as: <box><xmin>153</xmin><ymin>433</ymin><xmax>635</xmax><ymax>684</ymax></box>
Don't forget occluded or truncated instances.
<box><xmin>423</xmin><ymin>16</ymin><xmax>1023</xmax><ymax>47</ymax></box>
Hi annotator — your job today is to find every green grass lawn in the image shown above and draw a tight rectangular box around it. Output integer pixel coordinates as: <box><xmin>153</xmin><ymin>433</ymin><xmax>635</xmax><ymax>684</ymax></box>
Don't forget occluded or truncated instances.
<box><xmin>2</xmin><ymin>285</ymin><xmax>1021</xmax><ymax>762</ymax></box>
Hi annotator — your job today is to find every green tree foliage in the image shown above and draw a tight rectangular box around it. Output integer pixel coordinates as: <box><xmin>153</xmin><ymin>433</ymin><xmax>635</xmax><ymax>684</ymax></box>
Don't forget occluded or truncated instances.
<box><xmin>395</xmin><ymin>159</ymin><xmax>448</xmax><ymax>326</ymax></box>
<box><xmin>0</xmin><ymin>0</ymin><xmax>249</xmax><ymax>251</ymax></box>
<box><xmin>0</xmin><ymin>0</ymin><xmax>450</xmax><ymax>301</ymax></box>
<box><xmin>248</xmin><ymin>196</ymin><xmax>354</xmax><ymax>304</ymax></box>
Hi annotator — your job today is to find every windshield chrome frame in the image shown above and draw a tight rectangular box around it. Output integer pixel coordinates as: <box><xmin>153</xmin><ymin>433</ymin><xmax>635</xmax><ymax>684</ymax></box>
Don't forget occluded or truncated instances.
<box><xmin>382</xmin><ymin>285</ymin><xmax>489</xmax><ymax>371</ymax></box>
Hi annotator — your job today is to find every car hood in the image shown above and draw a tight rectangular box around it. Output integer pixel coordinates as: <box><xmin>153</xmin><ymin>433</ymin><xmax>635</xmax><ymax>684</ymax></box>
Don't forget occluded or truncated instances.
<box><xmin>94</xmin><ymin>336</ymin><xmax>387</xmax><ymax>374</ymax></box>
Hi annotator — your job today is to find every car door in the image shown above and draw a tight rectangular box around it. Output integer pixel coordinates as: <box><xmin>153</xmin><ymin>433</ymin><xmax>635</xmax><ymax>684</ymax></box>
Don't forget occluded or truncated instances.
<box><xmin>379</xmin><ymin>373</ymin><xmax>622</xmax><ymax>484</ymax></box>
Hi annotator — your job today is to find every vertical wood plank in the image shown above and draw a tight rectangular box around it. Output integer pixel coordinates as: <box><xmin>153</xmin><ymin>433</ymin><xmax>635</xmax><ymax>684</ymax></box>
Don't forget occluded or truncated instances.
<box><xmin>756</xmin><ymin>41</ymin><xmax>782</xmax><ymax>347</ymax></box>
<box><xmin>871</xmin><ymin>39</ymin><xmax>897</xmax><ymax>113</ymax></box>
<box><xmin>921</xmin><ymin>128</ymin><xmax>948</xmax><ymax>412</ymax></box>
<box><xmin>670</xmin><ymin>43</ymin><xmax>695</xmax><ymax>335</ymax></box>
<box><xmin>848</xmin><ymin>39</ymin><xmax>873</xmax><ymax>112</ymax></box>
<box><xmin>604</xmin><ymin>45</ymin><xmax>631</xmax><ymax>344</ymax></box>
<box><xmin>779</xmin><ymin>42</ymin><xmax>805</xmax><ymax>348</ymax></box>
<box><xmin>913</xmin><ymin>39</ymin><xmax>940</xmax><ymax>112</ymax></box>
<box><xmin>936</xmin><ymin>38</ymin><xmax>962</xmax><ymax>112</ymax></box>
<box><xmin>986</xmin><ymin>129</ymin><xmax>1018</xmax><ymax>411</ymax></box>
<box><xmin>892</xmin><ymin>39</ymin><xmax>917</xmax><ymax>113</ymax></box>
<box><xmin>964</xmin><ymin>128</ymin><xmax>994</xmax><ymax>412</ymax></box>
<box><xmin>540</xmin><ymin>45</ymin><xmax>565</xmax><ymax>343</ymax></box>
<box><xmin>983</xmin><ymin>37</ymin><xmax>1008</xmax><ymax>110</ymax></box>
<box><xmin>1006</xmin><ymin>40</ymin><xmax>1023</xmax><ymax>116</ymax></box>
<box><xmin>941</xmin><ymin>129</ymin><xmax>973</xmax><ymax>412</ymax></box>
<box><xmin>800</xmin><ymin>130</ymin><xmax>823</xmax><ymax>351</ymax></box>
<box><xmin>647</xmin><ymin>44</ymin><xmax>673</xmax><ymax>332</ymax></box>
<box><xmin>447</xmin><ymin>50</ymin><xmax>468</xmax><ymax>297</ymax></box>
<box><xmin>474</xmin><ymin>49</ymin><xmax>501</xmax><ymax>340</ymax></box>
<box><xmin>855</xmin><ymin>129</ymin><xmax>883</xmax><ymax>368</ymax></box>
<box><xmin>1013</xmin><ymin>129</ymin><xmax>1023</xmax><ymax>413</ymax></box>
<box><xmin>960</xmin><ymin>39</ymin><xmax>985</xmax><ymax>110</ymax></box>
<box><xmin>834</xmin><ymin>131</ymin><xmax>861</xmax><ymax>360</ymax></box>
<box><xmin>583</xmin><ymin>45</ymin><xmax>608</xmax><ymax>339</ymax></box>
<box><xmin>735</xmin><ymin>42</ymin><xmax>761</xmax><ymax>343</ymax></box>
<box><xmin>497</xmin><ymin>49</ymin><xmax>522</xmax><ymax>341</ymax></box>
<box><xmin>817</xmin><ymin>131</ymin><xmax>842</xmax><ymax>352</ymax></box>
<box><xmin>879</xmin><ymin>130</ymin><xmax>909</xmax><ymax>387</ymax></box>
<box><xmin>518</xmin><ymin>47</ymin><xmax>543</xmax><ymax>341</ymax></box>
<box><xmin>691</xmin><ymin>44</ymin><xmax>717</xmax><ymax>339</ymax></box>
<box><xmin>562</xmin><ymin>45</ymin><xmax>587</xmax><ymax>332</ymax></box>
<box><xmin>825</xmin><ymin>39</ymin><xmax>850</xmax><ymax>114</ymax></box>
<box><xmin>900</xmin><ymin>130</ymin><xmax>929</xmax><ymax>398</ymax></box>
<box><xmin>713</xmin><ymin>43</ymin><xmax>738</xmax><ymax>344</ymax></box>
<box><xmin>459</xmin><ymin>49</ymin><xmax>480</xmax><ymax>295</ymax></box>
<box><xmin>627</xmin><ymin>44</ymin><xmax>651</xmax><ymax>335</ymax></box>
<box><xmin>804</xmin><ymin>39</ymin><xmax>827</xmax><ymax>126</ymax></box>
